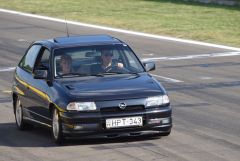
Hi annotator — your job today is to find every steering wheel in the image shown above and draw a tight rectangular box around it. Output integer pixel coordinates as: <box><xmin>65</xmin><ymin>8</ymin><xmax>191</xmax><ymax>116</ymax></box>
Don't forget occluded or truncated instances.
<box><xmin>105</xmin><ymin>65</ymin><xmax>130</xmax><ymax>73</ymax></box>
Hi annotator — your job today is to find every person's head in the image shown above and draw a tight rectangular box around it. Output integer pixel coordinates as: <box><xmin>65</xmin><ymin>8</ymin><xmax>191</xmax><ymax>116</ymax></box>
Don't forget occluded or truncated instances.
<box><xmin>60</xmin><ymin>55</ymin><xmax>72</xmax><ymax>74</ymax></box>
<box><xmin>101</xmin><ymin>49</ymin><xmax>113</xmax><ymax>65</ymax></box>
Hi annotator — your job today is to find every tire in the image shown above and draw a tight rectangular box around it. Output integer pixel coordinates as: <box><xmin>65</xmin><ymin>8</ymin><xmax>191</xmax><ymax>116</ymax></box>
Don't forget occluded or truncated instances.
<box><xmin>52</xmin><ymin>108</ymin><xmax>65</xmax><ymax>144</ymax></box>
<box><xmin>14</xmin><ymin>98</ymin><xmax>32</xmax><ymax>130</ymax></box>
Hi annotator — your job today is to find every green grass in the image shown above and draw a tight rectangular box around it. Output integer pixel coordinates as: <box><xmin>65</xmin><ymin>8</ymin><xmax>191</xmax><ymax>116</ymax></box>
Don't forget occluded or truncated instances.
<box><xmin>0</xmin><ymin>0</ymin><xmax>240</xmax><ymax>47</ymax></box>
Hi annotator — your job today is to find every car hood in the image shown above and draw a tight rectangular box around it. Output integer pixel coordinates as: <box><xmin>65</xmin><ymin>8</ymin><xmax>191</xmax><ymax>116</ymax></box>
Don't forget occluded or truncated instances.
<box><xmin>56</xmin><ymin>73</ymin><xmax>164</xmax><ymax>101</ymax></box>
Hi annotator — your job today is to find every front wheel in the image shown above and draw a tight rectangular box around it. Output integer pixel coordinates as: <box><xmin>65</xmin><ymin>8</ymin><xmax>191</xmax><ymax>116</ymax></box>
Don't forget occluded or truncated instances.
<box><xmin>52</xmin><ymin>108</ymin><xmax>64</xmax><ymax>144</ymax></box>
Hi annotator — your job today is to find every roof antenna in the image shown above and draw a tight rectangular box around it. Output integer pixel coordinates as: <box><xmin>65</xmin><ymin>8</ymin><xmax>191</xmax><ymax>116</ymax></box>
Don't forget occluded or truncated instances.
<box><xmin>65</xmin><ymin>17</ymin><xmax>69</xmax><ymax>37</ymax></box>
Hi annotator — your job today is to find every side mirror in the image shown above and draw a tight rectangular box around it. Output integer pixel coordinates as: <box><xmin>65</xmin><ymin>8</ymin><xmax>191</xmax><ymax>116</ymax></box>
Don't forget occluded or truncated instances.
<box><xmin>143</xmin><ymin>61</ymin><xmax>155</xmax><ymax>72</ymax></box>
<box><xmin>33</xmin><ymin>69</ymin><xmax>48</xmax><ymax>79</ymax></box>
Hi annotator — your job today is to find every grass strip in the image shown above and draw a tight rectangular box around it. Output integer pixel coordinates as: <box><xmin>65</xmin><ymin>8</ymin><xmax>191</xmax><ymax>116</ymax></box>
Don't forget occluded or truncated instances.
<box><xmin>0</xmin><ymin>0</ymin><xmax>239</xmax><ymax>47</ymax></box>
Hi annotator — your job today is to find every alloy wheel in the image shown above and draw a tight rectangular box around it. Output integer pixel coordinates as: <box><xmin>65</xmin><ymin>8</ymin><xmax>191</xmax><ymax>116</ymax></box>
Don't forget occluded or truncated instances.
<box><xmin>52</xmin><ymin>109</ymin><xmax>60</xmax><ymax>140</ymax></box>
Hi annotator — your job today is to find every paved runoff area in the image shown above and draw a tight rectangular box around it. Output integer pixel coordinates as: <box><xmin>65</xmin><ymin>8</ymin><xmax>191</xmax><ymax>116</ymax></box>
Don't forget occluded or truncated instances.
<box><xmin>0</xmin><ymin>10</ymin><xmax>240</xmax><ymax>161</ymax></box>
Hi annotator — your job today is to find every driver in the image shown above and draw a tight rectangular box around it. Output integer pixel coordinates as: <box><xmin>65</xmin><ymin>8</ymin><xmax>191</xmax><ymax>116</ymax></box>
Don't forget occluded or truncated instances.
<box><xmin>91</xmin><ymin>49</ymin><xmax>123</xmax><ymax>74</ymax></box>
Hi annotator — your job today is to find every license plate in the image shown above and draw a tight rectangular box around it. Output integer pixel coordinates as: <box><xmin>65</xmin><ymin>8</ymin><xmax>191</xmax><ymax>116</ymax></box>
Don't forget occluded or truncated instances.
<box><xmin>106</xmin><ymin>116</ymin><xmax>143</xmax><ymax>129</ymax></box>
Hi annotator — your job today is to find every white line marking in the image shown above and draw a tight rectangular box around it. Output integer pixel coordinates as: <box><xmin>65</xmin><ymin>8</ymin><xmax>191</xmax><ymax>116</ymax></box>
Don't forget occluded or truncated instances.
<box><xmin>0</xmin><ymin>67</ymin><xmax>16</xmax><ymax>72</ymax></box>
<box><xmin>142</xmin><ymin>51</ymin><xmax>240</xmax><ymax>62</ymax></box>
<box><xmin>2</xmin><ymin>90</ymin><xmax>12</xmax><ymax>94</ymax></box>
<box><xmin>151</xmin><ymin>74</ymin><xmax>183</xmax><ymax>83</ymax></box>
<box><xmin>0</xmin><ymin>8</ymin><xmax>240</xmax><ymax>51</ymax></box>
<box><xmin>143</xmin><ymin>53</ymin><xmax>155</xmax><ymax>56</ymax></box>
<box><xmin>17</xmin><ymin>39</ymin><xmax>27</xmax><ymax>42</ymax></box>
<box><xmin>200</xmin><ymin>77</ymin><xmax>213</xmax><ymax>80</ymax></box>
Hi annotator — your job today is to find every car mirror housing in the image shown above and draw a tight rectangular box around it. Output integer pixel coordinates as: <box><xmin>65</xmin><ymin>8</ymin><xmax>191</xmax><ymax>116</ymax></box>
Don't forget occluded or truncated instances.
<box><xmin>33</xmin><ymin>69</ymin><xmax>48</xmax><ymax>79</ymax></box>
<box><xmin>143</xmin><ymin>61</ymin><xmax>155</xmax><ymax>72</ymax></box>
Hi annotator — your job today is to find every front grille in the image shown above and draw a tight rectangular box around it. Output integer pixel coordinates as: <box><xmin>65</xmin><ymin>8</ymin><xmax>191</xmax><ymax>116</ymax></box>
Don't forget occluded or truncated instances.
<box><xmin>100</xmin><ymin>105</ymin><xmax>144</xmax><ymax>114</ymax></box>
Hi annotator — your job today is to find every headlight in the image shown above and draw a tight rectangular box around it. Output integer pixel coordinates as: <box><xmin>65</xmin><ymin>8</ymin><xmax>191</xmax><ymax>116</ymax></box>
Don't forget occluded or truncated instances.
<box><xmin>145</xmin><ymin>95</ymin><xmax>170</xmax><ymax>107</ymax></box>
<box><xmin>67</xmin><ymin>102</ymin><xmax>97</xmax><ymax>111</ymax></box>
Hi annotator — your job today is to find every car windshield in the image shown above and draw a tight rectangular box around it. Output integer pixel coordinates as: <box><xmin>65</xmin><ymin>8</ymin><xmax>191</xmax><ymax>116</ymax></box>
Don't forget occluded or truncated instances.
<box><xmin>54</xmin><ymin>44</ymin><xmax>145</xmax><ymax>78</ymax></box>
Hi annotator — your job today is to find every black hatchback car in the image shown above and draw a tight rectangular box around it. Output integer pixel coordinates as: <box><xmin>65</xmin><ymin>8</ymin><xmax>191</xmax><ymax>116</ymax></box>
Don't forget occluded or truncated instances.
<box><xmin>12</xmin><ymin>35</ymin><xmax>172</xmax><ymax>143</ymax></box>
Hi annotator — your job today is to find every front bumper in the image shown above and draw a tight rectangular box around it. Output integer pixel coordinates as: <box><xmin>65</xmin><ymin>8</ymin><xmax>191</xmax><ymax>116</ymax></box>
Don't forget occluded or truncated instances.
<box><xmin>60</xmin><ymin>106</ymin><xmax>172</xmax><ymax>138</ymax></box>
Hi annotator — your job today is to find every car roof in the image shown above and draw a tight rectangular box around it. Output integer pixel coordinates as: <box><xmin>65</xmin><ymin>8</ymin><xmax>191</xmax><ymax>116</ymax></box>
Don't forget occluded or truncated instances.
<box><xmin>54</xmin><ymin>35</ymin><xmax>121</xmax><ymax>44</ymax></box>
<box><xmin>35</xmin><ymin>35</ymin><xmax>125</xmax><ymax>50</ymax></box>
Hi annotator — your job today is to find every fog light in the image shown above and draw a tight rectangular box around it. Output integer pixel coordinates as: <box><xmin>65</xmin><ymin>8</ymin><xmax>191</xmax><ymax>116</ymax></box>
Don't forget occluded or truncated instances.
<box><xmin>74</xmin><ymin>125</ymin><xmax>83</xmax><ymax>130</ymax></box>
<box><xmin>149</xmin><ymin>118</ymin><xmax>161</xmax><ymax>124</ymax></box>
<box><xmin>162</xmin><ymin>118</ymin><xmax>170</xmax><ymax>124</ymax></box>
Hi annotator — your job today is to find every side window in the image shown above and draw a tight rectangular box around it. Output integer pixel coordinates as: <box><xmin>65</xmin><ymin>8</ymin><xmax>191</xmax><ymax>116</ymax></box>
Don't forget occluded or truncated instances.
<box><xmin>125</xmin><ymin>50</ymin><xmax>140</xmax><ymax>69</ymax></box>
<box><xmin>19</xmin><ymin>45</ymin><xmax>41</xmax><ymax>73</ymax></box>
<box><xmin>36</xmin><ymin>48</ymin><xmax>51</xmax><ymax>70</ymax></box>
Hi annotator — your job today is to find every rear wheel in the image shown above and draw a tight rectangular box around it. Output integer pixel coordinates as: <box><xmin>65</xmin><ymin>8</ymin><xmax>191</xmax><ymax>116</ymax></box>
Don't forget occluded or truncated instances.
<box><xmin>52</xmin><ymin>108</ymin><xmax>64</xmax><ymax>144</ymax></box>
<box><xmin>14</xmin><ymin>98</ymin><xmax>32</xmax><ymax>130</ymax></box>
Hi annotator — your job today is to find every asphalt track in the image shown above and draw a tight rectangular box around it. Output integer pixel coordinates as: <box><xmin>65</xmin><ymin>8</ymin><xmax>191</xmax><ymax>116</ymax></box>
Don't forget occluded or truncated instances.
<box><xmin>0</xmin><ymin>11</ymin><xmax>240</xmax><ymax>161</ymax></box>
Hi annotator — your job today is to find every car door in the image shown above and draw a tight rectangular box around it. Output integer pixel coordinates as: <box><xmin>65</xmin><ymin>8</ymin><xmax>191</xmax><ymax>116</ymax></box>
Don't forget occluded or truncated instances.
<box><xmin>26</xmin><ymin>47</ymin><xmax>52</xmax><ymax>126</ymax></box>
<box><xmin>16</xmin><ymin>44</ymin><xmax>42</xmax><ymax>120</ymax></box>
<box><xmin>16</xmin><ymin>44</ymin><xmax>52</xmax><ymax>126</ymax></box>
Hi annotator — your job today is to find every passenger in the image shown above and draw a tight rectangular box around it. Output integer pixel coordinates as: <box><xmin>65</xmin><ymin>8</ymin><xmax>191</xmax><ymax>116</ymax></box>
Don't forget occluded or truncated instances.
<box><xmin>59</xmin><ymin>55</ymin><xmax>72</xmax><ymax>75</ymax></box>
<box><xmin>91</xmin><ymin>49</ymin><xmax>123</xmax><ymax>74</ymax></box>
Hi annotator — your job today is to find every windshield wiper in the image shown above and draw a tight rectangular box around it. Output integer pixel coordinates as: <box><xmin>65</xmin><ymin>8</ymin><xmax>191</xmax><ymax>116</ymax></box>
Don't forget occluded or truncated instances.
<box><xmin>61</xmin><ymin>72</ymin><xmax>88</xmax><ymax>78</ymax></box>
<box><xmin>90</xmin><ymin>72</ymin><xmax>124</xmax><ymax>77</ymax></box>
<box><xmin>89</xmin><ymin>73</ymin><xmax>104</xmax><ymax>77</ymax></box>
<box><xmin>102</xmin><ymin>72</ymin><xmax>124</xmax><ymax>75</ymax></box>
<box><xmin>129</xmin><ymin>72</ymin><xmax>139</xmax><ymax>75</ymax></box>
